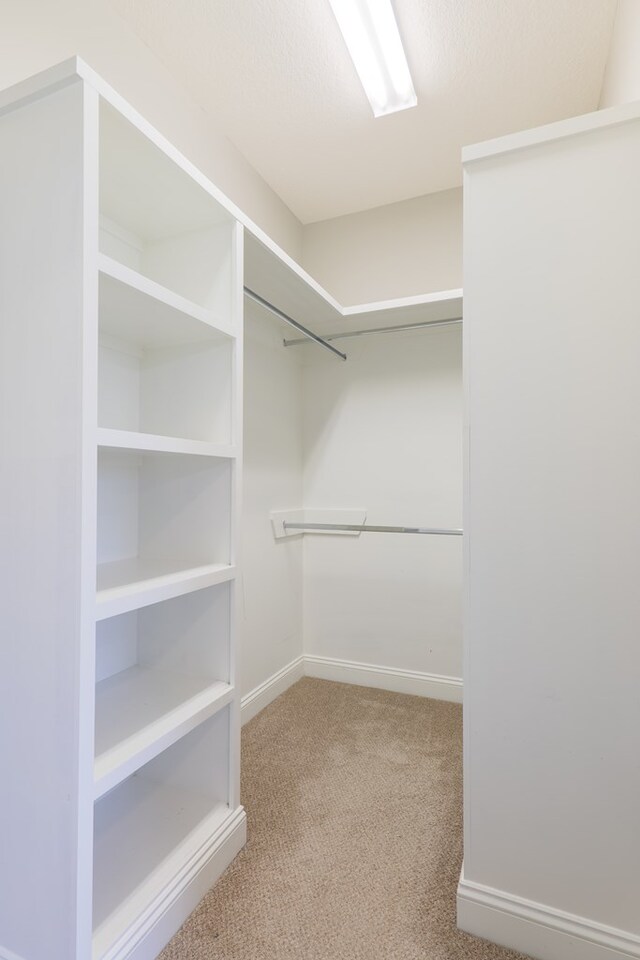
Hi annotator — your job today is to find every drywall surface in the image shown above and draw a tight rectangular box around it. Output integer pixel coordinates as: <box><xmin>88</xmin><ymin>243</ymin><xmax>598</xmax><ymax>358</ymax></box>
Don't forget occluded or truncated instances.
<box><xmin>461</xmin><ymin>108</ymin><xmax>640</xmax><ymax>955</ymax></box>
<box><xmin>600</xmin><ymin>0</ymin><xmax>640</xmax><ymax>107</ymax></box>
<box><xmin>242</xmin><ymin>305</ymin><xmax>304</xmax><ymax>697</ymax></box>
<box><xmin>301</xmin><ymin>188</ymin><xmax>462</xmax><ymax>305</ymax></box>
<box><xmin>0</xmin><ymin>0</ymin><xmax>303</xmax><ymax>259</ymax></box>
<box><xmin>301</xmin><ymin>327</ymin><xmax>463</xmax><ymax>683</ymax></box>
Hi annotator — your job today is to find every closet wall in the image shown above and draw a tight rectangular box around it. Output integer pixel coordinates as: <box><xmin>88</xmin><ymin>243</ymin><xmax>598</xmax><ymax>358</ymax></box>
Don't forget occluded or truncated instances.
<box><xmin>241</xmin><ymin>312</ymin><xmax>463</xmax><ymax>706</ymax></box>
<box><xmin>301</xmin><ymin>326</ymin><xmax>463</xmax><ymax>698</ymax></box>
<box><xmin>302</xmin><ymin>188</ymin><xmax>462</xmax><ymax>303</ymax></box>
<box><xmin>241</xmin><ymin>304</ymin><xmax>304</xmax><ymax>711</ymax></box>
<box><xmin>599</xmin><ymin>0</ymin><xmax>640</xmax><ymax>107</ymax></box>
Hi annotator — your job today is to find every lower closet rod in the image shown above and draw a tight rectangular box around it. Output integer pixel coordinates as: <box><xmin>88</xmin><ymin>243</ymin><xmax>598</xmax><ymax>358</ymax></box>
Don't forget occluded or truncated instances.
<box><xmin>283</xmin><ymin>522</ymin><xmax>462</xmax><ymax>536</ymax></box>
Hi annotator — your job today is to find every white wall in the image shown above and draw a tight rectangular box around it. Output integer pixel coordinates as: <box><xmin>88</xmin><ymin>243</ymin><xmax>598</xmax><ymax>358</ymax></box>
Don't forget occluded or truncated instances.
<box><xmin>600</xmin><ymin>0</ymin><xmax>640</xmax><ymax>107</ymax></box>
<box><xmin>301</xmin><ymin>188</ymin><xmax>462</xmax><ymax>305</ymax></box>
<box><xmin>459</xmin><ymin>104</ymin><xmax>640</xmax><ymax>959</ymax></box>
<box><xmin>301</xmin><ymin>326</ymin><xmax>463</xmax><ymax>689</ymax></box>
<box><xmin>1</xmin><ymin>0</ymin><xmax>303</xmax><ymax>259</ymax></box>
<box><xmin>241</xmin><ymin>306</ymin><xmax>304</xmax><ymax>698</ymax></box>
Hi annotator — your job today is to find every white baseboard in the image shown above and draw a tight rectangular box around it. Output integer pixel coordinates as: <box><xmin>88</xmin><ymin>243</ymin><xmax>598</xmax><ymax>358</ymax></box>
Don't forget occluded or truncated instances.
<box><xmin>240</xmin><ymin>653</ymin><xmax>462</xmax><ymax>726</ymax></box>
<box><xmin>457</xmin><ymin>869</ymin><xmax>640</xmax><ymax>960</ymax></box>
<box><xmin>304</xmin><ymin>655</ymin><xmax>463</xmax><ymax>703</ymax></box>
<box><xmin>106</xmin><ymin>807</ymin><xmax>247</xmax><ymax>960</ymax></box>
<box><xmin>241</xmin><ymin>655</ymin><xmax>305</xmax><ymax>725</ymax></box>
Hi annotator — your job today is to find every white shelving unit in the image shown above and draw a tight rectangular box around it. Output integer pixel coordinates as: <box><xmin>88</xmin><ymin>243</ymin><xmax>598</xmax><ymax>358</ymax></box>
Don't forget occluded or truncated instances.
<box><xmin>0</xmin><ymin>59</ymin><xmax>245</xmax><ymax>960</ymax></box>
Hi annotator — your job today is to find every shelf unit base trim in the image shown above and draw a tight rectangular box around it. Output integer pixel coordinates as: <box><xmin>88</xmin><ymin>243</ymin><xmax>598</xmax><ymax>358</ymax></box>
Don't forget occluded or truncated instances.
<box><xmin>94</xmin><ymin>805</ymin><xmax>246</xmax><ymax>960</ymax></box>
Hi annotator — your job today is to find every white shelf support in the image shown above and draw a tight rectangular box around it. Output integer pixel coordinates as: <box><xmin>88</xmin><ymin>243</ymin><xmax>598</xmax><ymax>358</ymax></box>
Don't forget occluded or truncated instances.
<box><xmin>271</xmin><ymin>508</ymin><xmax>367</xmax><ymax>539</ymax></box>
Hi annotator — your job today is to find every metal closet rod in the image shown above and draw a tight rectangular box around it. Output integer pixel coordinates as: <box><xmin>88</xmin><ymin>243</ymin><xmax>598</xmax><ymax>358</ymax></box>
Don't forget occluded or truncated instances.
<box><xmin>243</xmin><ymin>287</ymin><xmax>347</xmax><ymax>361</ymax></box>
<box><xmin>283</xmin><ymin>522</ymin><xmax>463</xmax><ymax>536</ymax></box>
<box><xmin>283</xmin><ymin>315</ymin><xmax>463</xmax><ymax>347</ymax></box>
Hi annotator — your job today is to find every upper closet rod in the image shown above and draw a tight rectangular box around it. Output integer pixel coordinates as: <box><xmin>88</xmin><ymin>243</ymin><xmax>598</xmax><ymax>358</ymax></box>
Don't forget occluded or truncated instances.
<box><xmin>284</xmin><ymin>522</ymin><xmax>462</xmax><ymax>536</ymax></box>
<box><xmin>283</xmin><ymin>314</ymin><xmax>462</xmax><ymax>347</ymax></box>
<box><xmin>243</xmin><ymin>287</ymin><xmax>347</xmax><ymax>361</ymax></box>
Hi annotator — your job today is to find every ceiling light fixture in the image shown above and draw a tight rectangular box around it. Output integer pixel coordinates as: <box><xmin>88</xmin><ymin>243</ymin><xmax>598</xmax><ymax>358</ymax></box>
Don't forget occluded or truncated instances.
<box><xmin>328</xmin><ymin>0</ymin><xmax>417</xmax><ymax>118</ymax></box>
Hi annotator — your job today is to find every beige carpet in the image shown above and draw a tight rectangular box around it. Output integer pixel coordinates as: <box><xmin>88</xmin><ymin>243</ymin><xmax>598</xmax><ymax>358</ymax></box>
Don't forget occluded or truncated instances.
<box><xmin>160</xmin><ymin>678</ymin><xmax>530</xmax><ymax>960</ymax></box>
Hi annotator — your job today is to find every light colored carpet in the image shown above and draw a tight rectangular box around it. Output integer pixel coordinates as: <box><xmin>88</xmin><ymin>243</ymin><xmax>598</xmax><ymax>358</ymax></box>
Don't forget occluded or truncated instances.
<box><xmin>159</xmin><ymin>678</ymin><xmax>529</xmax><ymax>960</ymax></box>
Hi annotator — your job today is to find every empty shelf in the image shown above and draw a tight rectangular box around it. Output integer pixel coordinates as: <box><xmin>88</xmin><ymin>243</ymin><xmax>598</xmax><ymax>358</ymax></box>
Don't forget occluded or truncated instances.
<box><xmin>97</xmin><ymin>427</ymin><xmax>236</xmax><ymax>459</ymax></box>
<box><xmin>94</xmin><ymin>669</ymin><xmax>233</xmax><ymax>799</ymax></box>
<box><xmin>96</xmin><ymin>559</ymin><xmax>235</xmax><ymax>620</ymax></box>
<box><xmin>99</xmin><ymin>253</ymin><xmax>233</xmax><ymax>346</ymax></box>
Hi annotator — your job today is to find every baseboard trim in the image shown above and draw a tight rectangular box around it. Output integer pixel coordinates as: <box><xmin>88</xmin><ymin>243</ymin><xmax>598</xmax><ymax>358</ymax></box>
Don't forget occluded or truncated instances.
<box><xmin>240</xmin><ymin>654</ymin><xmax>463</xmax><ymax>725</ymax></box>
<box><xmin>457</xmin><ymin>870</ymin><xmax>640</xmax><ymax>960</ymax></box>
<box><xmin>104</xmin><ymin>806</ymin><xmax>247</xmax><ymax>960</ymax></box>
<box><xmin>241</xmin><ymin>655</ymin><xmax>305</xmax><ymax>725</ymax></box>
<box><xmin>304</xmin><ymin>655</ymin><xmax>463</xmax><ymax>703</ymax></box>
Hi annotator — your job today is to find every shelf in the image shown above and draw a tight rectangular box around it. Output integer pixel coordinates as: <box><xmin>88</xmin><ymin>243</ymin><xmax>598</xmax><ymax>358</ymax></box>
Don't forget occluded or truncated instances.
<box><xmin>244</xmin><ymin>228</ymin><xmax>463</xmax><ymax>339</ymax></box>
<box><xmin>97</xmin><ymin>427</ymin><xmax>235</xmax><ymax>459</ymax></box>
<box><xmin>94</xmin><ymin>670</ymin><xmax>233</xmax><ymax>799</ymax></box>
<box><xmin>98</xmin><ymin>102</ymin><xmax>238</xmax><ymax>317</ymax></box>
<box><xmin>99</xmin><ymin>253</ymin><xmax>234</xmax><ymax>346</ymax></box>
<box><xmin>93</xmin><ymin>780</ymin><xmax>229</xmax><ymax>959</ymax></box>
<box><xmin>96</xmin><ymin>559</ymin><xmax>235</xmax><ymax>620</ymax></box>
<box><xmin>98</xmin><ymin>278</ymin><xmax>234</xmax><ymax>443</ymax></box>
<box><xmin>343</xmin><ymin>288</ymin><xmax>463</xmax><ymax>329</ymax></box>
<box><xmin>99</xmin><ymin>98</ymin><xmax>233</xmax><ymax>249</ymax></box>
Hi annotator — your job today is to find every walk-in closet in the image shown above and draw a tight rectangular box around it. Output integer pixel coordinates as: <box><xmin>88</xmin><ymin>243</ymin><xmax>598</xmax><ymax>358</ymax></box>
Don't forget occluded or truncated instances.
<box><xmin>2</xmin><ymin>4</ymin><xmax>639</xmax><ymax>960</ymax></box>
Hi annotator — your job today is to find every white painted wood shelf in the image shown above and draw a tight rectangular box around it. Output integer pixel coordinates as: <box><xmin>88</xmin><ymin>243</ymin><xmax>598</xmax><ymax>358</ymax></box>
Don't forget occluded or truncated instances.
<box><xmin>97</xmin><ymin>427</ymin><xmax>236</xmax><ymax>459</ymax></box>
<box><xmin>99</xmin><ymin>253</ymin><xmax>234</xmax><ymax>345</ymax></box>
<box><xmin>94</xmin><ymin>670</ymin><xmax>234</xmax><ymax>799</ymax></box>
<box><xmin>96</xmin><ymin>559</ymin><xmax>235</xmax><ymax>620</ymax></box>
<box><xmin>244</xmin><ymin>229</ymin><xmax>463</xmax><ymax>339</ymax></box>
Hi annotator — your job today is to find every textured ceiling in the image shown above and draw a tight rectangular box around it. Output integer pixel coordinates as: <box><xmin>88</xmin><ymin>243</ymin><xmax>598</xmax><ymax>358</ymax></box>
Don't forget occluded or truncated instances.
<box><xmin>109</xmin><ymin>0</ymin><xmax>617</xmax><ymax>224</ymax></box>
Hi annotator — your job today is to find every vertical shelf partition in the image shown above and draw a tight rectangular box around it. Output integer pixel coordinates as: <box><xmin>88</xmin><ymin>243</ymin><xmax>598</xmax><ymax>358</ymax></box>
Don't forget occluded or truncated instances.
<box><xmin>0</xmin><ymin>60</ymin><xmax>245</xmax><ymax>960</ymax></box>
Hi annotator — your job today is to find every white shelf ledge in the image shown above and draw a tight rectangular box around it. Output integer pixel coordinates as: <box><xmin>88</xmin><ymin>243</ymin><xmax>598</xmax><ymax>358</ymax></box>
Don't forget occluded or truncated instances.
<box><xmin>244</xmin><ymin>230</ymin><xmax>463</xmax><ymax>337</ymax></box>
<box><xmin>93</xmin><ymin>780</ymin><xmax>230</xmax><ymax>960</ymax></box>
<box><xmin>97</xmin><ymin>427</ymin><xmax>236</xmax><ymax>459</ymax></box>
<box><xmin>94</xmin><ymin>670</ymin><xmax>233</xmax><ymax>800</ymax></box>
<box><xmin>96</xmin><ymin>559</ymin><xmax>235</xmax><ymax>621</ymax></box>
<box><xmin>99</xmin><ymin>253</ymin><xmax>234</xmax><ymax>347</ymax></box>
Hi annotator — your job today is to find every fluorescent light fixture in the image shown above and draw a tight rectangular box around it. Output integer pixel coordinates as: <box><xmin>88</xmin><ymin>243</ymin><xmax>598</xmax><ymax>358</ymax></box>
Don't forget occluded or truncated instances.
<box><xmin>328</xmin><ymin>0</ymin><xmax>417</xmax><ymax>118</ymax></box>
